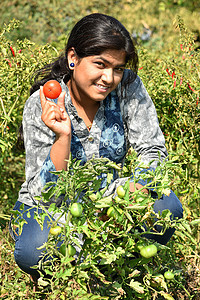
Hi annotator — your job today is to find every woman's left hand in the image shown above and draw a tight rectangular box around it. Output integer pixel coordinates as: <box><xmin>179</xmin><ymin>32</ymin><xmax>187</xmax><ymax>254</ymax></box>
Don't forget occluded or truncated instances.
<box><xmin>129</xmin><ymin>182</ymin><xmax>149</xmax><ymax>194</ymax></box>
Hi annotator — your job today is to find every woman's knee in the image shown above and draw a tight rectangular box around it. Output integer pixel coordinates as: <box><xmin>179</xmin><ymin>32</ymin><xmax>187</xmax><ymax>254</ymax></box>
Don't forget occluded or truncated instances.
<box><xmin>14</xmin><ymin>223</ymin><xmax>50</xmax><ymax>276</ymax></box>
<box><xmin>142</xmin><ymin>190</ymin><xmax>183</xmax><ymax>245</ymax></box>
<box><xmin>14</xmin><ymin>243</ymin><xmax>41</xmax><ymax>276</ymax></box>
<box><xmin>11</xmin><ymin>202</ymin><xmax>51</xmax><ymax>276</ymax></box>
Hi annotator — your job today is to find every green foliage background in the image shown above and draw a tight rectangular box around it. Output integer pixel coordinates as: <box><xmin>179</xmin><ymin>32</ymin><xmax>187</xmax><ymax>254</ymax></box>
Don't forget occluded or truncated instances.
<box><xmin>0</xmin><ymin>0</ymin><xmax>199</xmax><ymax>298</ymax></box>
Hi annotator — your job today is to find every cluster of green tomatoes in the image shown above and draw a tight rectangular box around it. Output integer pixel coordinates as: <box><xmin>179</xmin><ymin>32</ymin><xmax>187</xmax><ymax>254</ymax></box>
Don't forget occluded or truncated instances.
<box><xmin>110</xmin><ymin>186</ymin><xmax>159</xmax><ymax>259</ymax></box>
<box><xmin>48</xmin><ymin>185</ymin><xmax>175</xmax><ymax>281</ymax></box>
<box><xmin>49</xmin><ymin>202</ymin><xmax>83</xmax><ymax>257</ymax></box>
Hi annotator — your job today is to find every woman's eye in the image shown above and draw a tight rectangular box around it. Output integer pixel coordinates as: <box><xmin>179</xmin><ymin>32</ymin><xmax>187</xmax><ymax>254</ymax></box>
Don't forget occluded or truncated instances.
<box><xmin>115</xmin><ymin>67</ymin><xmax>124</xmax><ymax>72</ymax></box>
<box><xmin>95</xmin><ymin>62</ymin><xmax>105</xmax><ymax>67</ymax></box>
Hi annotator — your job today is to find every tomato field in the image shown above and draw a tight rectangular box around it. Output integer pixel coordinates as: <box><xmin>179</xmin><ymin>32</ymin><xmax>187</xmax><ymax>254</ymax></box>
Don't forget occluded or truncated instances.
<box><xmin>0</xmin><ymin>0</ymin><xmax>199</xmax><ymax>299</ymax></box>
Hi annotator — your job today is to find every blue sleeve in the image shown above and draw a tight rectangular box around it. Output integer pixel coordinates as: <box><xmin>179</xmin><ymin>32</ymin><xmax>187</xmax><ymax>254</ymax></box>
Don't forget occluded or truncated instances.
<box><xmin>40</xmin><ymin>151</ymin><xmax>58</xmax><ymax>187</ymax></box>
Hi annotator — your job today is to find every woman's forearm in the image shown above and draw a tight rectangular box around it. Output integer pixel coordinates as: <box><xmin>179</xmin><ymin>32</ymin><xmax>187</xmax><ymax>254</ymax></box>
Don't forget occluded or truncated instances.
<box><xmin>50</xmin><ymin>134</ymin><xmax>71</xmax><ymax>171</ymax></box>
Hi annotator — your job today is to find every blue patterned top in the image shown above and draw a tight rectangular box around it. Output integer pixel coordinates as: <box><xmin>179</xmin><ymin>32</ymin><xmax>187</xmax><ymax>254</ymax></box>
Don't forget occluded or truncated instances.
<box><xmin>19</xmin><ymin>69</ymin><xmax>167</xmax><ymax>208</ymax></box>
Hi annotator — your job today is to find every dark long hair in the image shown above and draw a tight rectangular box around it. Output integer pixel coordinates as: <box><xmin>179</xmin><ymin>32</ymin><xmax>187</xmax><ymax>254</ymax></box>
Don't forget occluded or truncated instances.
<box><xmin>30</xmin><ymin>13</ymin><xmax>138</xmax><ymax>95</ymax></box>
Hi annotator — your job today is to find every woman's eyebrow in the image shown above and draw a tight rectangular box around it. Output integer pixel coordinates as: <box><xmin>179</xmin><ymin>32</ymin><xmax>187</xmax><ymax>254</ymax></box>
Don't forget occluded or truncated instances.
<box><xmin>96</xmin><ymin>56</ymin><xmax>126</xmax><ymax>68</ymax></box>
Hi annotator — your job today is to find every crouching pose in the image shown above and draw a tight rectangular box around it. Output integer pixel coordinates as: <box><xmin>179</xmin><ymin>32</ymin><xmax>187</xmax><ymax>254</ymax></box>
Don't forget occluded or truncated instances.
<box><xmin>10</xmin><ymin>13</ymin><xmax>183</xmax><ymax>280</ymax></box>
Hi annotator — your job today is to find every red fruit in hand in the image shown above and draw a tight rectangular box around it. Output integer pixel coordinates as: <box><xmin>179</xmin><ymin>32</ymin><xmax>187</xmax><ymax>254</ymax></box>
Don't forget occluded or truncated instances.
<box><xmin>43</xmin><ymin>80</ymin><xmax>62</xmax><ymax>99</ymax></box>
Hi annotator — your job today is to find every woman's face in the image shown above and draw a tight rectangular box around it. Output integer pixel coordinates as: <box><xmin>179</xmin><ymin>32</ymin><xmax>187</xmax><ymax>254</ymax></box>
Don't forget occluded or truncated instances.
<box><xmin>68</xmin><ymin>49</ymin><xmax>126</xmax><ymax>105</ymax></box>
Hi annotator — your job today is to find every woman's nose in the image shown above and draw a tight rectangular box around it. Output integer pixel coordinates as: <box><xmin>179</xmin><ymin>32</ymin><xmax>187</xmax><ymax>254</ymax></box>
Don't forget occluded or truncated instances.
<box><xmin>101</xmin><ymin>68</ymin><xmax>114</xmax><ymax>85</ymax></box>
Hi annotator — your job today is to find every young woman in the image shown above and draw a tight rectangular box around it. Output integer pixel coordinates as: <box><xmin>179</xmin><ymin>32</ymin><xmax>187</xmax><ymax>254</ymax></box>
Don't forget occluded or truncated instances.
<box><xmin>10</xmin><ymin>13</ymin><xmax>183</xmax><ymax>280</ymax></box>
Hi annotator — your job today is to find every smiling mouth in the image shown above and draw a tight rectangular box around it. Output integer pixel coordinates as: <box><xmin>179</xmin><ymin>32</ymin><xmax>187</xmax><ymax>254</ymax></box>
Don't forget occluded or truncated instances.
<box><xmin>94</xmin><ymin>83</ymin><xmax>110</xmax><ymax>91</ymax></box>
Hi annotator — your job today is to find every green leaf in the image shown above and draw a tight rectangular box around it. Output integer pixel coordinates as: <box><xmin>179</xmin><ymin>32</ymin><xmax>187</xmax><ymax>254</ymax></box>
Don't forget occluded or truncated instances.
<box><xmin>129</xmin><ymin>280</ymin><xmax>145</xmax><ymax>294</ymax></box>
<box><xmin>125</xmin><ymin>203</ymin><xmax>147</xmax><ymax>211</ymax></box>
<box><xmin>160</xmin><ymin>292</ymin><xmax>175</xmax><ymax>300</ymax></box>
<box><xmin>191</xmin><ymin>218</ymin><xmax>200</xmax><ymax>226</ymax></box>
<box><xmin>129</xmin><ymin>269</ymin><xmax>141</xmax><ymax>278</ymax></box>
<box><xmin>57</xmin><ymin>267</ymin><xmax>73</xmax><ymax>278</ymax></box>
<box><xmin>78</xmin><ymin>271</ymin><xmax>89</xmax><ymax>279</ymax></box>
<box><xmin>38</xmin><ymin>277</ymin><xmax>50</xmax><ymax>287</ymax></box>
<box><xmin>95</xmin><ymin>195</ymin><xmax>113</xmax><ymax>208</ymax></box>
<box><xmin>124</xmin><ymin>211</ymin><xmax>135</xmax><ymax>223</ymax></box>
<box><xmin>161</xmin><ymin>209</ymin><xmax>172</xmax><ymax>218</ymax></box>
<box><xmin>182</xmin><ymin>220</ymin><xmax>192</xmax><ymax>233</ymax></box>
<box><xmin>99</xmin><ymin>253</ymin><xmax>117</xmax><ymax>264</ymax></box>
<box><xmin>107</xmin><ymin>172</ymin><xmax>113</xmax><ymax>184</ymax></box>
<box><xmin>18</xmin><ymin>218</ymin><xmax>28</xmax><ymax>235</ymax></box>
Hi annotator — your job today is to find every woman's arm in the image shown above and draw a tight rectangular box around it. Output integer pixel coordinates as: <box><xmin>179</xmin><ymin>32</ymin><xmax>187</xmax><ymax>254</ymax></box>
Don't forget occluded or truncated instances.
<box><xmin>22</xmin><ymin>87</ymin><xmax>71</xmax><ymax>199</ymax></box>
<box><xmin>117</xmin><ymin>71</ymin><xmax>168</xmax><ymax>193</ymax></box>
<box><xmin>118</xmin><ymin>71</ymin><xmax>168</xmax><ymax>168</ymax></box>
<box><xmin>40</xmin><ymin>87</ymin><xmax>71</xmax><ymax>171</ymax></box>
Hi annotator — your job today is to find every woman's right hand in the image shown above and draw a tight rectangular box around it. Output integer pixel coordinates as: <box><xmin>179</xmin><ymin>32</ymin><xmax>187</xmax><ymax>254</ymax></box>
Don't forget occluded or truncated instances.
<box><xmin>40</xmin><ymin>86</ymin><xmax>71</xmax><ymax>138</ymax></box>
<box><xmin>40</xmin><ymin>86</ymin><xmax>71</xmax><ymax>171</ymax></box>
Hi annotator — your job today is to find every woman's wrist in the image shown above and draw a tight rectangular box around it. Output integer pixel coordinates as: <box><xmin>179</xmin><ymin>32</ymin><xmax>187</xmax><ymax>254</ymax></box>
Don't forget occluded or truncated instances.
<box><xmin>55</xmin><ymin>132</ymin><xmax>71</xmax><ymax>143</ymax></box>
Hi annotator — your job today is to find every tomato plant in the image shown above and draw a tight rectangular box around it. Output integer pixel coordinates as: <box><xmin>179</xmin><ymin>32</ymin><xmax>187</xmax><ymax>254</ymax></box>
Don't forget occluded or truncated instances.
<box><xmin>70</xmin><ymin>203</ymin><xmax>83</xmax><ymax>217</ymax></box>
<box><xmin>49</xmin><ymin>226</ymin><xmax>62</xmax><ymax>236</ymax></box>
<box><xmin>1</xmin><ymin>7</ymin><xmax>200</xmax><ymax>300</ymax></box>
<box><xmin>43</xmin><ymin>80</ymin><xmax>62</xmax><ymax>99</ymax></box>
<box><xmin>116</xmin><ymin>185</ymin><xmax>125</xmax><ymax>198</ymax></box>
<box><xmin>164</xmin><ymin>271</ymin><xmax>175</xmax><ymax>280</ymax></box>
<box><xmin>140</xmin><ymin>244</ymin><xmax>158</xmax><ymax>258</ymax></box>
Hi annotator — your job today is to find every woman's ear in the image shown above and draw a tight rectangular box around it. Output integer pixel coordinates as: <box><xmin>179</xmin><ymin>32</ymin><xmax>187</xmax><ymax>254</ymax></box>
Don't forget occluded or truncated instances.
<box><xmin>67</xmin><ymin>48</ymin><xmax>78</xmax><ymax>70</ymax></box>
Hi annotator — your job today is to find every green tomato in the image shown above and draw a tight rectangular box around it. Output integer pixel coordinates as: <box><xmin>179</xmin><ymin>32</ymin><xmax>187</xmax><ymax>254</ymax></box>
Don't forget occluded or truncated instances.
<box><xmin>1</xmin><ymin>287</ymin><xmax>7</xmax><ymax>294</ymax></box>
<box><xmin>164</xmin><ymin>271</ymin><xmax>174</xmax><ymax>280</ymax></box>
<box><xmin>59</xmin><ymin>244</ymin><xmax>66</xmax><ymax>256</ymax></box>
<box><xmin>68</xmin><ymin>244</ymin><xmax>76</xmax><ymax>256</ymax></box>
<box><xmin>49</xmin><ymin>226</ymin><xmax>62</xmax><ymax>236</ymax></box>
<box><xmin>136</xmin><ymin>240</ymin><xmax>147</xmax><ymax>251</ymax></box>
<box><xmin>70</xmin><ymin>203</ymin><xmax>83</xmax><ymax>217</ymax></box>
<box><xmin>140</xmin><ymin>244</ymin><xmax>157</xmax><ymax>258</ymax></box>
<box><xmin>116</xmin><ymin>185</ymin><xmax>126</xmax><ymax>199</ymax></box>
<box><xmin>107</xmin><ymin>207</ymin><xmax>117</xmax><ymax>219</ymax></box>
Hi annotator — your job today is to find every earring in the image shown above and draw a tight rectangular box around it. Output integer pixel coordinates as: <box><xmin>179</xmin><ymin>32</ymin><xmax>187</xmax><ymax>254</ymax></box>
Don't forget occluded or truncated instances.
<box><xmin>70</xmin><ymin>62</ymin><xmax>75</xmax><ymax>68</ymax></box>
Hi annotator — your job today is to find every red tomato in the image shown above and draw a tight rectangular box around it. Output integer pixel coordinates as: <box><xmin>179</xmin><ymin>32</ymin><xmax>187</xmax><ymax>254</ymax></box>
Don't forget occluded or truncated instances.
<box><xmin>43</xmin><ymin>80</ymin><xmax>62</xmax><ymax>99</ymax></box>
